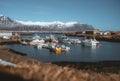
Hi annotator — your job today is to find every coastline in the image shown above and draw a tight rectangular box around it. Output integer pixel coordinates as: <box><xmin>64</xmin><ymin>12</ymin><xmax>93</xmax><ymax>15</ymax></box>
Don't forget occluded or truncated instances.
<box><xmin>53</xmin><ymin>61</ymin><xmax>120</xmax><ymax>73</ymax></box>
<box><xmin>65</xmin><ymin>33</ymin><xmax>120</xmax><ymax>42</ymax></box>
<box><xmin>0</xmin><ymin>44</ymin><xmax>120</xmax><ymax>81</ymax></box>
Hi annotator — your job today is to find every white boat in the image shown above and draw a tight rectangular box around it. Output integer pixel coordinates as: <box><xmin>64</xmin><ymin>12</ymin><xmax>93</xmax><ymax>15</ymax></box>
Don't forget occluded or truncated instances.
<box><xmin>49</xmin><ymin>44</ymin><xmax>62</xmax><ymax>53</ymax></box>
<box><xmin>48</xmin><ymin>43</ymin><xmax>70</xmax><ymax>52</ymax></box>
<box><xmin>60</xmin><ymin>35</ymin><xmax>81</xmax><ymax>44</ymax></box>
<box><xmin>30</xmin><ymin>38</ymin><xmax>45</xmax><ymax>46</ymax></box>
<box><xmin>48</xmin><ymin>43</ymin><xmax>56</xmax><ymax>48</ymax></box>
<box><xmin>59</xmin><ymin>35</ymin><xmax>70</xmax><ymax>44</ymax></box>
<box><xmin>32</xmin><ymin>35</ymin><xmax>40</xmax><ymax>40</ymax></box>
<box><xmin>30</xmin><ymin>34</ymin><xmax>45</xmax><ymax>46</ymax></box>
<box><xmin>46</xmin><ymin>34</ymin><xmax>58</xmax><ymax>43</ymax></box>
<box><xmin>35</xmin><ymin>43</ymin><xmax>43</xmax><ymax>49</ymax></box>
<box><xmin>61</xmin><ymin>45</ymin><xmax>70</xmax><ymax>51</ymax></box>
<box><xmin>62</xmin><ymin>38</ymin><xmax>71</xmax><ymax>44</ymax></box>
<box><xmin>82</xmin><ymin>39</ymin><xmax>100</xmax><ymax>46</ymax></box>
<box><xmin>35</xmin><ymin>43</ymin><xmax>48</xmax><ymax>49</ymax></box>
<box><xmin>21</xmin><ymin>41</ymin><xmax>28</xmax><ymax>45</ymax></box>
<box><xmin>69</xmin><ymin>39</ymin><xmax>81</xmax><ymax>44</ymax></box>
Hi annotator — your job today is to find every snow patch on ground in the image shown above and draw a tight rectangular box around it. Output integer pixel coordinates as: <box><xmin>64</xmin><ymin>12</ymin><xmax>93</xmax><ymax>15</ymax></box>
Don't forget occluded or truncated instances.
<box><xmin>0</xmin><ymin>59</ymin><xmax>15</xmax><ymax>66</ymax></box>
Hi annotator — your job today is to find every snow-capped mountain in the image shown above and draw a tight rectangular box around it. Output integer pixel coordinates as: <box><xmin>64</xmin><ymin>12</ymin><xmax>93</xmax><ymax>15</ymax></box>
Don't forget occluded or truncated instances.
<box><xmin>0</xmin><ymin>14</ymin><xmax>21</xmax><ymax>28</ymax></box>
<box><xmin>17</xmin><ymin>20</ymin><xmax>77</xmax><ymax>27</ymax></box>
<box><xmin>0</xmin><ymin>14</ymin><xmax>94</xmax><ymax>31</ymax></box>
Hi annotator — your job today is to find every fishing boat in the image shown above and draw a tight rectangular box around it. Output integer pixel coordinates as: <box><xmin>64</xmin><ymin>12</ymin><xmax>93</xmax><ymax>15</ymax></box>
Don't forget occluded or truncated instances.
<box><xmin>30</xmin><ymin>34</ymin><xmax>45</xmax><ymax>46</ymax></box>
<box><xmin>21</xmin><ymin>40</ymin><xmax>28</xmax><ymax>45</ymax></box>
<box><xmin>32</xmin><ymin>34</ymin><xmax>40</xmax><ymax>40</ymax></box>
<box><xmin>45</xmin><ymin>34</ymin><xmax>59</xmax><ymax>43</ymax></box>
<box><xmin>69</xmin><ymin>39</ymin><xmax>81</xmax><ymax>44</ymax></box>
<box><xmin>30</xmin><ymin>38</ymin><xmax>45</xmax><ymax>46</ymax></box>
<box><xmin>48</xmin><ymin>43</ymin><xmax>70</xmax><ymax>53</ymax></box>
<box><xmin>35</xmin><ymin>43</ymin><xmax>48</xmax><ymax>49</ymax></box>
<box><xmin>60</xmin><ymin>35</ymin><xmax>81</xmax><ymax>44</ymax></box>
<box><xmin>61</xmin><ymin>45</ymin><xmax>70</xmax><ymax>51</ymax></box>
<box><xmin>81</xmin><ymin>39</ymin><xmax>100</xmax><ymax>46</ymax></box>
<box><xmin>49</xmin><ymin>45</ymin><xmax>62</xmax><ymax>53</ymax></box>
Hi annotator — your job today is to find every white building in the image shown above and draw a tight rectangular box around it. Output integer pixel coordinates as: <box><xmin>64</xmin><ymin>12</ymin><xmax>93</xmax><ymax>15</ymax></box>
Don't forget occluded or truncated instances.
<box><xmin>0</xmin><ymin>32</ymin><xmax>12</xmax><ymax>39</ymax></box>
<box><xmin>97</xmin><ymin>31</ymin><xmax>111</xmax><ymax>35</ymax></box>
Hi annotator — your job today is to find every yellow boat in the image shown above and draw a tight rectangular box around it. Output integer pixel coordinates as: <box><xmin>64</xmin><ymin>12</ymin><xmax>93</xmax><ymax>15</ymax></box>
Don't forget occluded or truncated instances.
<box><xmin>50</xmin><ymin>47</ymin><xmax>61</xmax><ymax>53</ymax></box>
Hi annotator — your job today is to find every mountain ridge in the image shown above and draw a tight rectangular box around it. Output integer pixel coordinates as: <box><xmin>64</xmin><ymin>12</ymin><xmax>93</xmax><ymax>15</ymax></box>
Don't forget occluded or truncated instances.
<box><xmin>0</xmin><ymin>14</ymin><xmax>94</xmax><ymax>31</ymax></box>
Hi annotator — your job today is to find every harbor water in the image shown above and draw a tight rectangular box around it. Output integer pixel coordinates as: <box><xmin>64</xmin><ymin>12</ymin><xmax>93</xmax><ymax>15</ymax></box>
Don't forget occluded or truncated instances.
<box><xmin>6</xmin><ymin>33</ymin><xmax>120</xmax><ymax>62</ymax></box>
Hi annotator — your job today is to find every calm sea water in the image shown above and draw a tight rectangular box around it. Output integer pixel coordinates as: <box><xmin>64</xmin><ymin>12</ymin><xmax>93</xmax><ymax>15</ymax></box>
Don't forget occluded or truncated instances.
<box><xmin>6</xmin><ymin>33</ymin><xmax>120</xmax><ymax>62</ymax></box>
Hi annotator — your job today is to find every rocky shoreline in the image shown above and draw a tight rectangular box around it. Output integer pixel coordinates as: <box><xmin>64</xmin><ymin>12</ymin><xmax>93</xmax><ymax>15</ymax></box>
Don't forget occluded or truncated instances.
<box><xmin>0</xmin><ymin>43</ymin><xmax>120</xmax><ymax>81</ymax></box>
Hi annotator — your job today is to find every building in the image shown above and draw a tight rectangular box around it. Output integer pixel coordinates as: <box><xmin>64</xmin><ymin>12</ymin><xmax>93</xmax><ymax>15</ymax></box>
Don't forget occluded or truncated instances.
<box><xmin>0</xmin><ymin>32</ymin><xmax>21</xmax><ymax>40</ymax></box>
<box><xmin>11</xmin><ymin>32</ymin><xmax>20</xmax><ymax>40</ymax></box>
<box><xmin>0</xmin><ymin>32</ymin><xmax>12</xmax><ymax>39</ymax></box>
<box><xmin>98</xmin><ymin>31</ymin><xmax>111</xmax><ymax>35</ymax></box>
<box><xmin>85</xmin><ymin>30</ymin><xmax>100</xmax><ymax>35</ymax></box>
<box><xmin>74</xmin><ymin>30</ymin><xmax>83</xmax><ymax>34</ymax></box>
